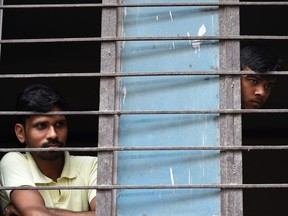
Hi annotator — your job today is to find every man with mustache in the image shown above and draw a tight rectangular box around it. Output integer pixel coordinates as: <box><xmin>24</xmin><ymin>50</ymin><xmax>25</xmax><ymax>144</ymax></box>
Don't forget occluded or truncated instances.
<box><xmin>241</xmin><ymin>42</ymin><xmax>281</xmax><ymax>109</ymax></box>
<box><xmin>0</xmin><ymin>84</ymin><xmax>97</xmax><ymax>216</ymax></box>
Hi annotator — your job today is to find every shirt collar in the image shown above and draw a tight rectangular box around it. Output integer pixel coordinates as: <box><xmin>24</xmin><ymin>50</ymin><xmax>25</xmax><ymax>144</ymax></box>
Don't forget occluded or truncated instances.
<box><xmin>26</xmin><ymin>151</ymin><xmax>77</xmax><ymax>184</ymax></box>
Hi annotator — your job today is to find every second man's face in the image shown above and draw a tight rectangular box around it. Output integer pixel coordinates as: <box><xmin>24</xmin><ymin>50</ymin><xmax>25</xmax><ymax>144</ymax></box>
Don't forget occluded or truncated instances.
<box><xmin>241</xmin><ymin>67</ymin><xmax>276</xmax><ymax>109</ymax></box>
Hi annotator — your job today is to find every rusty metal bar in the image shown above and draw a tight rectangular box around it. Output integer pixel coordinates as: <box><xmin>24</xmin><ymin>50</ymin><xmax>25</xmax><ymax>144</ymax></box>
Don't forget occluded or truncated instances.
<box><xmin>1</xmin><ymin>109</ymin><xmax>288</xmax><ymax>116</ymax></box>
<box><xmin>0</xmin><ymin>0</ymin><xmax>2</xmax><ymax>59</ymax></box>
<box><xmin>1</xmin><ymin>35</ymin><xmax>288</xmax><ymax>44</ymax></box>
<box><xmin>1</xmin><ymin>145</ymin><xmax>288</xmax><ymax>153</ymax></box>
<box><xmin>0</xmin><ymin>70</ymin><xmax>286</xmax><ymax>79</ymax></box>
<box><xmin>0</xmin><ymin>2</ymin><xmax>288</xmax><ymax>9</ymax></box>
<box><xmin>1</xmin><ymin>183</ymin><xmax>288</xmax><ymax>191</ymax></box>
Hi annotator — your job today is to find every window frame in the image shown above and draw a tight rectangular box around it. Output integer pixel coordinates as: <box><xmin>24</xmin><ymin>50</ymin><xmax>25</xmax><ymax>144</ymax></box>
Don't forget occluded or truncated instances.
<box><xmin>219</xmin><ymin>0</ymin><xmax>242</xmax><ymax>216</ymax></box>
<box><xmin>1</xmin><ymin>1</ymin><xmax>287</xmax><ymax>216</ymax></box>
<box><xmin>96</xmin><ymin>0</ymin><xmax>118</xmax><ymax>215</ymax></box>
<box><xmin>98</xmin><ymin>1</ymin><xmax>243</xmax><ymax>215</ymax></box>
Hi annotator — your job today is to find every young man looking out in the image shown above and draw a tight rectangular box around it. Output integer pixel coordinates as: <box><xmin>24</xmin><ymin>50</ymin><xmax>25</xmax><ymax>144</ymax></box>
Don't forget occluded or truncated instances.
<box><xmin>0</xmin><ymin>84</ymin><xmax>97</xmax><ymax>216</ymax></box>
<box><xmin>240</xmin><ymin>42</ymin><xmax>281</xmax><ymax>109</ymax></box>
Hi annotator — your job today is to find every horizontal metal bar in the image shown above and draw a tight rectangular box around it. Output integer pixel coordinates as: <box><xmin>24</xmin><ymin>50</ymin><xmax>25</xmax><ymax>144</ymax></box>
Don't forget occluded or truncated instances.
<box><xmin>0</xmin><ymin>71</ymin><xmax>286</xmax><ymax>79</ymax></box>
<box><xmin>1</xmin><ymin>35</ymin><xmax>288</xmax><ymax>44</ymax></box>
<box><xmin>0</xmin><ymin>2</ymin><xmax>288</xmax><ymax>9</ymax></box>
<box><xmin>1</xmin><ymin>145</ymin><xmax>288</xmax><ymax>153</ymax></box>
<box><xmin>1</xmin><ymin>109</ymin><xmax>288</xmax><ymax>116</ymax></box>
<box><xmin>1</xmin><ymin>183</ymin><xmax>288</xmax><ymax>191</ymax></box>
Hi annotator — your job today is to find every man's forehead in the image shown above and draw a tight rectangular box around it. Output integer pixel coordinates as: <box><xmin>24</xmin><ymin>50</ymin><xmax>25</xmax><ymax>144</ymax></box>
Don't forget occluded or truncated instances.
<box><xmin>26</xmin><ymin>114</ymin><xmax>66</xmax><ymax>123</ymax></box>
<box><xmin>245</xmin><ymin>74</ymin><xmax>277</xmax><ymax>82</ymax></box>
<box><xmin>243</xmin><ymin>67</ymin><xmax>277</xmax><ymax>82</ymax></box>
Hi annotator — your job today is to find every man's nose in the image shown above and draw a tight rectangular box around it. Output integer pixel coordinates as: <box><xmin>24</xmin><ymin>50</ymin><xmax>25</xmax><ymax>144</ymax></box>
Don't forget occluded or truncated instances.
<box><xmin>47</xmin><ymin>126</ymin><xmax>57</xmax><ymax>139</ymax></box>
<box><xmin>255</xmin><ymin>85</ymin><xmax>266</xmax><ymax>97</ymax></box>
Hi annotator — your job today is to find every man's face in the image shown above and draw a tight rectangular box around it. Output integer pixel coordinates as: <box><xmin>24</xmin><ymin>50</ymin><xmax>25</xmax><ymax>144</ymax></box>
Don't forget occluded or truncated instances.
<box><xmin>16</xmin><ymin>107</ymin><xmax>68</xmax><ymax>161</ymax></box>
<box><xmin>241</xmin><ymin>67</ymin><xmax>276</xmax><ymax>109</ymax></box>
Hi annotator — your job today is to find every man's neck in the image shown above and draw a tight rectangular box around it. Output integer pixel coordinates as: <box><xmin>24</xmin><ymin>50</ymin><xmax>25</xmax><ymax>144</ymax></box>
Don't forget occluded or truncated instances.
<box><xmin>34</xmin><ymin>156</ymin><xmax>65</xmax><ymax>182</ymax></box>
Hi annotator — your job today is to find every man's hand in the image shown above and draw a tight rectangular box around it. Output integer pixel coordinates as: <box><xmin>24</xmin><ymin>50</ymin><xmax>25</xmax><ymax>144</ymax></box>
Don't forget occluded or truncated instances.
<box><xmin>3</xmin><ymin>203</ymin><xmax>20</xmax><ymax>216</ymax></box>
<box><xmin>10</xmin><ymin>190</ymin><xmax>96</xmax><ymax>216</ymax></box>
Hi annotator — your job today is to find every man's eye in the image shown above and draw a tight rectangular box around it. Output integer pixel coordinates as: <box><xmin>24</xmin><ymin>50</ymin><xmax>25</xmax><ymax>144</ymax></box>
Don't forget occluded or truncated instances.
<box><xmin>249</xmin><ymin>79</ymin><xmax>258</xmax><ymax>85</ymax></box>
<box><xmin>55</xmin><ymin>121</ymin><xmax>66</xmax><ymax>128</ymax></box>
<box><xmin>35</xmin><ymin>123</ymin><xmax>46</xmax><ymax>129</ymax></box>
<box><xmin>265</xmin><ymin>84</ymin><xmax>275</xmax><ymax>90</ymax></box>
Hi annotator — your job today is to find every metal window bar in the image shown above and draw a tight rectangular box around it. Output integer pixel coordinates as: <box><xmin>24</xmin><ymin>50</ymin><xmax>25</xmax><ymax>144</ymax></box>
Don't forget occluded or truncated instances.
<box><xmin>0</xmin><ymin>1</ymin><xmax>286</xmax><ymax>216</ymax></box>
<box><xmin>3</xmin><ymin>183</ymin><xmax>288</xmax><ymax>191</ymax></box>
<box><xmin>2</xmin><ymin>145</ymin><xmax>288</xmax><ymax>153</ymax></box>
<box><xmin>1</xmin><ymin>2</ymin><xmax>288</xmax><ymax>8</ymax></box>
<box><xmin>1</xmin><ymin>35</ymin><xmax>288</xmax><ymax>44</ymax></box>
<box><xmin>2</xmin><ymin>109</ymin><xmax>288</xmax><ymax>115</ymax></box>
<box><xmin>0</xmin><ymin>70</ymin><xmax>287</xmax><ymax>79</ymax></box>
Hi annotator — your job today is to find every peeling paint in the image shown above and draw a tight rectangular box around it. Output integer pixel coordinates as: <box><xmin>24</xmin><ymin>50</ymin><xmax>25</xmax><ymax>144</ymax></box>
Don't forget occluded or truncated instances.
<box><xmin>170</xmin><ymin>166</ymin><xmax>174</xmax><ymax>185</ymax></box>
<box><xmin>192</xmin><ymin>24</ymin><xmax>207</xmax><ymax>53</ymax></box>
<box><xmin>211</xmin><ymin>15</ymin><xmax>214</xmax><ymax>35</ymax></box>
<box><xmin>122</xmin><ymin>86</ymin><xmax>127</xmax><ymax>105</ymax></box>
<box><xmin>169</xmin><ymin>11</ymin><xmax>174</xmax><ymax>22</ymax></box>
<box><xmin>187</xmin><ymin>32</ymin><xmax>192</xmax><ymax>46</ymax></box>
<box><xmin>170</xmin><ymin>166</ymin><xmax>175</xmax><ymax>195</ymax></box>
<box><xmin>156</xmin><ymin>15</ymin><xmax>159</xmax><ymax>21</ymax></box>
<box><xmin>124</xmin><ymin>7</ymin><xmax>127</xmax><ymax>17</ymax></box>
<box><xmin>188</xmin><ymin>168</ymin><xmax>191</xmax><ymax>184</ymax></box>
<box><xmin>172</xmin><ymin>42</ymin><xmax>175</xmax><ymax>50</ymax></box>
<box><xmin>202</xmin><ymin>131</ymin><xmax>206</xmax><ymax>177</ymax></box>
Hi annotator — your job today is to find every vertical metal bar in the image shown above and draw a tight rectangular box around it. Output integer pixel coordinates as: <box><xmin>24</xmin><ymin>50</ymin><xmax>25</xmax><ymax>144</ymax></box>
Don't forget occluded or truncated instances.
<box><xmin>96</xmin><ymin>0</ymin><xmax>118</xmax><ymax>215</ymax></box>
<box><xmin>219</xmin><ymin>0</ymin><xmax>243</xmax><ymax>216</ymax></box>
<box><xmin>0</xmin><ymin>0</ymin><xmax>3</xmax><ymax>59</ymax></box>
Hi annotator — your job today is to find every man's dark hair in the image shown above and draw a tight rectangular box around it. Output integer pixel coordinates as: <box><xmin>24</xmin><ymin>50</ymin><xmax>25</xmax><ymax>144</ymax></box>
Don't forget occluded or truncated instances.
<box><xmin>15</xmin><ymin>84</ymin><xmax>68</xmax><ymax>124</ymax></box>
<box><xmin>240</xmin><ymin>42</ymin><xmax>281</xmax><ymax>73</ymax></box>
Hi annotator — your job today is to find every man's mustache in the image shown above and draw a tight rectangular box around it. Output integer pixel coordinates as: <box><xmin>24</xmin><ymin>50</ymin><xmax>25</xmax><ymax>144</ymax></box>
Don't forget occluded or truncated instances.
<box><xmin>41</xmin><ymin>141</ymin><xmax>65</xmax><ymax>148</ymax></box>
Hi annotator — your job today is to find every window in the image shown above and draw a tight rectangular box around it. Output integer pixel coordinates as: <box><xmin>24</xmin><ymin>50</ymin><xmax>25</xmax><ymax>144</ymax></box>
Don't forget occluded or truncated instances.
<box><xmin>1</xmin><ymin>1</ymin><xmax>288</xmax><ymax>215</ymax></box>
<box><xmin>241</xmin><ymin>1</ymin><xmax>288</xmax><ymax>215</ymax></box>
<box><xmin>0</xmin><ymin>0</ymin><xmax>101</xmax><ymax>154</ymax></box>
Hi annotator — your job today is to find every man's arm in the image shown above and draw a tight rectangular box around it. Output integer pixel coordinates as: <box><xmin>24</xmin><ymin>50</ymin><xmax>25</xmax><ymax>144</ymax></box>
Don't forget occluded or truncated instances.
<box><xmin>89</xmin><ymin>197</ymin><xmax>96</xmax><ymax>212</ymax></box>
<box><xmin>9</xmin><ymin>189</ymin><xmax>51</xmax><ymax>216</ymax></box>
<box><xmin>9</xmin><ymin>190</ymin><xmax>96</xmax><ymax>216</ymax></box>
<box><xmin>48</xmin><ymin>197</ymin><xmax>96</xmax><ymax>216</ymax></box>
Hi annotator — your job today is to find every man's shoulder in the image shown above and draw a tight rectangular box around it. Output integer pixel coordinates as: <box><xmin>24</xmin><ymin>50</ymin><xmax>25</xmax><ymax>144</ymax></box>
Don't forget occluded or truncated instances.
<box><xmin>0</xmin><ymin>152</ymin><xmax>29</xmax><ymax>173</ymax></box>
<box><xmin>1</xmin><ymin>152</ymin><xmax>26</xmax><ymax>163</ymax></box>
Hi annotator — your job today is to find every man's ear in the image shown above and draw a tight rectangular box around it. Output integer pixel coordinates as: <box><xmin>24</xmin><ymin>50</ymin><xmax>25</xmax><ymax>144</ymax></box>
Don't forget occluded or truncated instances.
<box><xmin>15</xmin><ymin>123</ymin><xmax>26</xmax><ymax>143</ymax></box>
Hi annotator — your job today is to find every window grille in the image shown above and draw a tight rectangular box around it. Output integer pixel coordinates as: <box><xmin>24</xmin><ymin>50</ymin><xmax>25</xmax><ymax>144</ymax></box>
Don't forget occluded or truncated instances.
<box><xmin>0</xmin><ymin>1</ymin><xmax>288</xmax><ymax>216</ymax></box>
